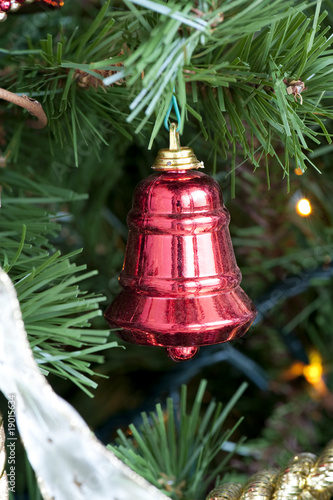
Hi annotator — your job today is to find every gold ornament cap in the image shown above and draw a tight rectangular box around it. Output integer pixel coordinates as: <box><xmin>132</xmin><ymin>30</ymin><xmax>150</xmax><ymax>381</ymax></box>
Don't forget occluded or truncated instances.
<box><xmin>152</xmin><ymin>123</ymin><xmax>204</xmax><ymax>171</ymax></box>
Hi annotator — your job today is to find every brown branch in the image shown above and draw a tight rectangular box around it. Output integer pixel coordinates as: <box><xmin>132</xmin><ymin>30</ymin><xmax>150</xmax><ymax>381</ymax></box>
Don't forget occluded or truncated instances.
<box><xmin>0</xmin><ymin>88</ymin><xmax>47</xmax><ymax>129</ymax></box>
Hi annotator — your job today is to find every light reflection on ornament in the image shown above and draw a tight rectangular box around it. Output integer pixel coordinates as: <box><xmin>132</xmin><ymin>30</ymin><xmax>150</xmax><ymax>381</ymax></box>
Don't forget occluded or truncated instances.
<box><xmin>296</xmin><ymin>198</ymin><xmax>311</xmax><ymax>216</ymax></box>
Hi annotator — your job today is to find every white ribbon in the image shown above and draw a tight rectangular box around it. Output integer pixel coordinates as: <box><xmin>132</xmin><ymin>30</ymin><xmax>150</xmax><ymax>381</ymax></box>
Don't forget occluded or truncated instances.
<box><xmin>0</xmin><ymin>268</ymin><xmax>169</xmax><ymax>500</ymax></box>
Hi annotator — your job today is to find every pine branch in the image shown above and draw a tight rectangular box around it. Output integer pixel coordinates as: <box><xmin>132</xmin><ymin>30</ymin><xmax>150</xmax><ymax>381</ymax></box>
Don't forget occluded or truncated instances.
<box><xmin>2</xmin><ymin>0</ymin><xmax>332</xmax><ymax>184</ymax></box>
<box><xmin>0</xmin><ymin>167</ymin><xmax>119</xmax><ymax>397</ymax></box>
<box><xmin>109</xmin><ymin>380</ymin><xmax>248</xmax><ymax>500</ymax></box>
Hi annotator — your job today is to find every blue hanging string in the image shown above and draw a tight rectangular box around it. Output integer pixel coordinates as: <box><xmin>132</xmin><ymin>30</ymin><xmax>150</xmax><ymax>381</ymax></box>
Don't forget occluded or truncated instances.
<box><xmin>164</xmin><ymin>92</ymin><xmax>181</xmax><ymax>132</ymax></box>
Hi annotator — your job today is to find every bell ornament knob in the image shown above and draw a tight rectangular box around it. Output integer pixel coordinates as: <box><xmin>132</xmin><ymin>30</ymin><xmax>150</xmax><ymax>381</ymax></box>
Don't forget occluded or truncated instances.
<box><xmin>166</xmin><ymin>346</ymin><xmax>199</xmax><ymax>362</ymax></box>
<box><xmin>152</xmin><ymin>123</ymin><xmax>204</xmax><ymax>172</ymax></box>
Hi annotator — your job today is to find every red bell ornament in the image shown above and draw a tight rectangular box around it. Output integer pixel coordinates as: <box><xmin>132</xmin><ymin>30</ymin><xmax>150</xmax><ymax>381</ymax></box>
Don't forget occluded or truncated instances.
<box><xmin>105</xmin><ymin>124</ymin><xmax>257</xmax><ymax>361</ymax></box>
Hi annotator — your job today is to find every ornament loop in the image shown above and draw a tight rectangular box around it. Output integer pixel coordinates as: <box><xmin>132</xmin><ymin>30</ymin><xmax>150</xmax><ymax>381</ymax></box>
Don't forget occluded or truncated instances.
<box><xmin>164</xmin><ymin>92</ymin><xmax>181</xmax><ymax>132</ymax></box>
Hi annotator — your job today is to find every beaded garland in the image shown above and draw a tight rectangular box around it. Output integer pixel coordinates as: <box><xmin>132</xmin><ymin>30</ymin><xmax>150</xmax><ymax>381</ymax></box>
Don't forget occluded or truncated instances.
<box><xmin>0</xmin><ymin>0</ymin><xmax>63</xmax><ymax>21</ymax></box>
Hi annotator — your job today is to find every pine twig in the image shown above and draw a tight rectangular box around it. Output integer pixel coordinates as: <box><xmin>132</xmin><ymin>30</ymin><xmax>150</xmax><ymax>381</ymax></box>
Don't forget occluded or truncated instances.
<box><xmin>109</xmin><ymin>380</ymin><xmax>248</xmax><ymax>500</ymax></box>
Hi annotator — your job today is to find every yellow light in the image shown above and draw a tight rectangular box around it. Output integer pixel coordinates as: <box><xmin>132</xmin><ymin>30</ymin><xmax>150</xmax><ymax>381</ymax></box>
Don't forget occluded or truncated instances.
<box><xmin>282</xmin><ymin>361</ymin><xmax>304</xmax><ymax>381</ymax></box>
<box><xmin>303</xmin><ymin>364</ymin><xmax>322</xmax><ymax>385</ymax></box>
<box><xmin>303</xmin><ymin>350</ymin><xmax>323</xmax><ymax>385</ymax></box>
<box><xmin>281</xmin><ymin>350</ymin><xmax>328</xmax><ymax>397</ymax></box>
<box><xmin>296</xmin><ymin>198</ymin><xmax>312</xmax><ymax>216</ymax></box>
<box><xmin>295</xmin><ymin>167</ymin><xmax>304</xmax><ymax>176</ymax></box>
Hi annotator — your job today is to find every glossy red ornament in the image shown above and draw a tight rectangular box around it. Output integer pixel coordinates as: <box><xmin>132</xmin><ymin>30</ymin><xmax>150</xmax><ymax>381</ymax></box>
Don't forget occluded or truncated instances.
<box><xmin>0</xmin><ymin>0</ymin><xmax>64</xmax><ymax>16</ymax></box>
<box><xmin>0</xmin><ymin>0</ymin><xmax>11</xmax><ymax>11</ymax></box>
<box><xmin>105</xmin><ymin>125</ymin><xmax>256</xmax><ymax>361</ymax></box>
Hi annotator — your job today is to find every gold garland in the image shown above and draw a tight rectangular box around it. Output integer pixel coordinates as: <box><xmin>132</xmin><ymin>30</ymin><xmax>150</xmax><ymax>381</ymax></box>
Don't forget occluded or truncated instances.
<box><xmin>0</xmin><ymin>413</ymin><xmax>8</xmax><ymax>500</ymax></box>
<box><xmin>206</xmin><ymin>441</ymin><xmax>333</xmax><ymax>500</ymax></box>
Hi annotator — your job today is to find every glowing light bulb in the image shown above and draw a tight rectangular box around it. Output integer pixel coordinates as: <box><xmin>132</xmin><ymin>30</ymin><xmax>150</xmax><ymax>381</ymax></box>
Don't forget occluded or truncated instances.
<box><xmin>296</xmin><ymin>198</ymin><xmax>311</xmax><ymax>216</ymax></box>
<box><xmin>303</xmin><ymin>363</ymin><xmax>322</xmax><ymax>385</ymax></box>
<box><xmin>303</xmin><ymin>350</ymin><xmax>327</xmax><ymax>395</ymax></box>
<box><xmin>294</xmin><ymin>167</ymin><xmax>304</xmax><ymax>176</ymax></box>
<box><xmin>281</xmin><ymin>350</ymin><xmax>327</xmax><ymax>397</ymax></box>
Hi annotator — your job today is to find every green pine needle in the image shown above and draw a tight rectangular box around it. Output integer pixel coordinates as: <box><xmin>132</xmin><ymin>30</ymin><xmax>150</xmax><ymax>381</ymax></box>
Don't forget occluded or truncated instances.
<box><xmin>2</xmin><ymin>1</ymin><xmax>332</xmax><ymax>180</ymax></box>
<box><xmin>108</xmin><ymin>380</ymin><xmax>248</xmax><ymax>500</ymax></box>
<box><xmin>0</xmin><ymin>167</ymin><xmax>119</xmax><ymax>397</ymax></box>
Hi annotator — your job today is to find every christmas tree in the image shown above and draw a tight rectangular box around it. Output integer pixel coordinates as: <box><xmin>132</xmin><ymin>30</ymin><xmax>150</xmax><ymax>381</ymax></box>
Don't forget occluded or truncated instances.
<box><xmin>1</xmin><ymin>0</ymin><xmax>333</xmax><ymax>498</ymax></box>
